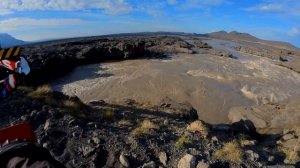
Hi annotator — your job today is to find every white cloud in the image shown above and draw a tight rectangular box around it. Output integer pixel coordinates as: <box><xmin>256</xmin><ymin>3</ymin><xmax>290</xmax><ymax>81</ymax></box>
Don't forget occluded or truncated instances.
<box><xmin>0</xmin><ymin>0</ymin><xmax>227</xmax><ymax>16</ymax></box>
<box><xmin>167</xmin><ymin>0</ymin><xmax>177</xmax><ymax>5</ymax></box>
<box><xmin>0</xmin><ymin>9</ymin><xmax>12</xmax><ymax>15</ymax></box>
<box><xmin>186</xmin><ymin>0</ymin><xmax>223</xmax><ymax>6</ymax></box>
<box><xmin>288</xmin><ymin>27</ymin><xmax>299</xmax><ymax>36</ymax></box>
<box><xmin>245</xmin><ymin>0</ymin><xmax>300</xmax><ymax>17</ymax></box>
<box><xmin>245</xmin><ymin>4</ymin><xmax>283</xmax><ymax>13</ymax></box>
<box><xmin>0</xmin><ymin>0</ymin><xmax>132</xmax><ymax>15</ymax></box>
<box><xmin>201</xmin><ymin>0</ymin><xmax>224</xmax><ymax>5</ymax></box>
<box><xmin>180</xmin><ymin>0</ymin><xmax>224</xmax><ymax>9</ymax></box>
<box><xmin>0</xmin><ymin>17</ymin><xmax>87</xmax><ymax>32</ymax></box>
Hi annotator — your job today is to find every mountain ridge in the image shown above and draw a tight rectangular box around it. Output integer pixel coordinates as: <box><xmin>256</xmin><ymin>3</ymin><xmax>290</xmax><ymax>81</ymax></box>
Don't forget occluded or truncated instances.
<box><xmin>207</xmin><ymin>31</ymin><xmax>299</xmax><ymax>51</ymax></box>
<box><xmin>0</xmin><ymin>33</ymin><xmax>26</xmax><ymax>48</ymax></box>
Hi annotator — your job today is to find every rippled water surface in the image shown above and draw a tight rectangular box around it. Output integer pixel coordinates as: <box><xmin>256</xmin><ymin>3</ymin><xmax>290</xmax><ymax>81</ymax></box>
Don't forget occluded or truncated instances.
<box><xmin>53</xmin><ymin>39</ymin><xmax>300</xmax><ymax>124</ymax></box>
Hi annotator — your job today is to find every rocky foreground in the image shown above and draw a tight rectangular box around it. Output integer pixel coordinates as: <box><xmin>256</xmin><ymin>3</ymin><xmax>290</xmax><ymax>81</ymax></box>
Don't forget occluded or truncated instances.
<box><xmin>0</xmin><ymin>86</ymin><xmax>299</xmax><ymax>168</ymax></box>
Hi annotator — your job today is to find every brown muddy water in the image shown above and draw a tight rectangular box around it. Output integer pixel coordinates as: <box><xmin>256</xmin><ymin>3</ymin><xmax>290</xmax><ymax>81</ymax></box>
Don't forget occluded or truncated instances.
<box><xmin>53</xmin><ymin>39</ymin><xmax>300</xmax><ymax>124</ymax></box>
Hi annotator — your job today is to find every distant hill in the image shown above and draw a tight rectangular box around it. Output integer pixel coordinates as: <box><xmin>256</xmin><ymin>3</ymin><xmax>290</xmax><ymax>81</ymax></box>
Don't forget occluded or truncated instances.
<box><xmin>0</xmin><ymin>33</ymin><xmax>26</xmax><ymax>48</ymax></box>
<box><xmin>207</xmin><ymin>31</ymin><xmax>299</xmax><ymax>51</ymax></box>
<box><xmin>208</xmin><ymin>31</ymin><xmax>261</xmax><ymax>42</ymax></box>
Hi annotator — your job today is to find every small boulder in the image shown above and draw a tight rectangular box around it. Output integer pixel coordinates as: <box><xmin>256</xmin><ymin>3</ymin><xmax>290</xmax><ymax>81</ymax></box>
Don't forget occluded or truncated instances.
<box><xmin>268</xmin><ymin>156</ymin><xmax>275</xmax><ymax>163</ymax></box>
<box><xmin>245</xmin><ymin>150</ymin><xmax>259</xmax><ymax>161</ymax></box>
<box><xmin>123</xmin><ymin>99</ymin><xmax>136</xmax><ymax>106</ymax></box>
<box><xmin>159</xmin><ymin>152</ymin><xmax>168</xmax><ymax>166</ymax></box>
<box><xmin>282</xmin><ymin>133</ymin><xmax>295</xmax><ymax>141</ymax></box>
<box><xmin>211</xmin><ymin>136</ymin><xmax>219</xmax><ymax>143</ymax></box>
<box><xmin>277</xmin><ymin>129</ymin><xmax>300</xmax><ymax>151</ymax></box>
<box><xmin>163</xmin><ymin>119</ymin><xmax>169</xmax><ymax>125</ymax></box>
<box><xmin>92</xmin><ymin>137</ymin><xmax>101</xmax><ymax>145</ymax></box>
<box><xmin>279</xmin><ymin>56</ymin><xmax>288</xmax><ymax>62</ymax></box>
<box><xmin>79</xmin><ymin>145</ymin><xmax>95</xmax><ymax>157</ymax></box>
<box><xmin>211</xmin><ymin>124</ymin><xmax>231</xmax><ymax>132</ymax></box>
<box><xmin>160</xmin><ymin>97</ymin><xmax>198</xmax><ymax>120</ymax></box>
<box><xmin>88</xmin><ymin>100</ymin><xmax>106</xmax><ymax>106</ymax></box>
<box><xmin>178</xmin><ymin>154</ymin><xmax>196</xmax><ymax>168</ymax></box>
<box><xmin>44</xmin><ymin>119</ymin><xmax>52</xmax><ymax>131</ymax></box>
<box><xmin>120</xmin><ymin>153</ymin><xmax>130</xmax><ymax>168</ymax></box>
<box><xmin>232</xmin><ymin>119</ymin><xmax>260</xmax><ymax>138</ymax></box>
<box><xmin>197</xmin><ymin>161</ymin><xmax>209</xmax><ymax>168</ymax></box>
<box><xmin>142</xmin><ymin>161</ymin><xmax>156</xmax><ymax>168</ymax></box>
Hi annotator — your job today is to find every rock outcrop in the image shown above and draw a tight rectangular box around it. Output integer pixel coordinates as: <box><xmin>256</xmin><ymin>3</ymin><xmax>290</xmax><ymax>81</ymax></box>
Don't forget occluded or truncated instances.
<box><xmin>228</xmin><ymin>95</ymin><xmax>300</xmax><ymax>134</ymax></box>
<box><xmin>178</xmin><ymin>154</ymin><xmax>196</xmax><ymax>168</ymax></box>
<box><xmin>21</xmin><ymin>36</ymin><xmax>205</xmax><ymax>85</ymax></box>
<box><xmin>235</xmin><ymin>45</ymin><xmax>297</xmax><ymax>60</ymax></box>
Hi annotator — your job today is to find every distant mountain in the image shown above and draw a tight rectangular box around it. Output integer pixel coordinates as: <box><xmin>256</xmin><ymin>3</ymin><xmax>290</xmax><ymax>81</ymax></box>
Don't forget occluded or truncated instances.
<box><xmin>0</xmin><ymin>33</ymin><xmax>26</xmax><ymax>48</ymax></box>
<box><xmin>208</xmin><ymin>31</ymin><xmax>261</xmax><ymax>42</ymax></box>
<box><xmin>207</xmin><ymin>31</ymin><xmax>299</xmax><ymax>50</ymax></box>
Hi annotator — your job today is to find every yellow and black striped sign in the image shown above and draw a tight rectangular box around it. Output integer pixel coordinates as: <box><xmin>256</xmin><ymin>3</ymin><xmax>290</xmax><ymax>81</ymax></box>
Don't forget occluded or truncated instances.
<box><xmin>0</xmin><ymin>47</ymin><xmax>21</xmax><ymax>60</ymax></box>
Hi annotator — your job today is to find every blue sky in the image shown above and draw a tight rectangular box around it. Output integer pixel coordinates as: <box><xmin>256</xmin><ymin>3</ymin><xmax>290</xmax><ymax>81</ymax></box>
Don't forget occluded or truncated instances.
<box><xmin>0</xmin><ymin>0</ymin><xmax>299</xmax><ymax>47</ymax></box>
